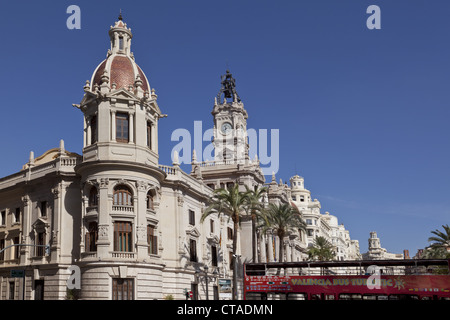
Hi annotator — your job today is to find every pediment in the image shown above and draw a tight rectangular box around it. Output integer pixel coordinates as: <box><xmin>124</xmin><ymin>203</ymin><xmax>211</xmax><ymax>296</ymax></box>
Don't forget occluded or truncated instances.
<box><xmin>186</xmin><ymin>226</ymin><xmax>201</xmax><ymax>238</ymax></box>
<box><xmin>32</xmin><ymin>217</ymin><xmax>50</xmax><ymax>231</ymax></box>
<box><xmin>106</xmin><ymin>88</ymin><xmax>140</xmax><ymax>101</ymax></box>
<box><xmin>206</xmin><ymin>233</ymin><xmax>220</xmax><ymax>244</ymax></box>
<box><xmin>78</xmin><ymin>91</ymin><xmax>98</xmax><ymax>108</ymax></box>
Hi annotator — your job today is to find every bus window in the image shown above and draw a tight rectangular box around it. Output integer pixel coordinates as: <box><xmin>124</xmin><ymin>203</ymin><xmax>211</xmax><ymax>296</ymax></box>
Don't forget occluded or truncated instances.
<box><xmin>339</xmin><ymin>294</ymin><xmax>362</xmax><ymax>300</ymax></box>
<box><xmin>389</xmin><ymin>295</ymin><xmax>419</xmax><ymax>300</ymax></box>
<box><xmin>245</xmin><ymin>293</ymin><xmax>266</xmax><ymax>300</ymax></box>
<box><xmin>324</xmin><ymin>294</ymin><xmax>335</xmax><ymax>300</ymax></box>
<box><xmin>287</xmin><ymin>293</ymin><xmax>307</xmax><ymax>300</ymax></box>
<box><xmin>310</xmin><ymin>294</ymin><xmax>321</xmax><ymax>300</ymax></box>
<box><xmin>363</xmin><ymin>295</ymin><xmax>376</xmax><ymax>300</ymax></box>
<box><xmin>267</xmin><ymin>293</ymin><xmax>286</xmax><ymax>300</ymax></box>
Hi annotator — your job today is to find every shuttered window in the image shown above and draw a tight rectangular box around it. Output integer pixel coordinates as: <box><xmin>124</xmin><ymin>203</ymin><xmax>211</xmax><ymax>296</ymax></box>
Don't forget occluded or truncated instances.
<box><xmin>114</xmin><ymin>222</ymin><xmax>132</xmax><ymax>252</ymax></box>
<box><xmin>147</xmin><ymin>225</ymin><xmax>158</xmax><ymax>255</ymax></box>
<box><xmin>112</xmin><ymin>278</ymin><xmax>133</xmax><ymax>300</ymax></box>
<box><xmin>86</xmin><ymin>222</ymin><xmax>98</xmax><ymax>252</ymax></box>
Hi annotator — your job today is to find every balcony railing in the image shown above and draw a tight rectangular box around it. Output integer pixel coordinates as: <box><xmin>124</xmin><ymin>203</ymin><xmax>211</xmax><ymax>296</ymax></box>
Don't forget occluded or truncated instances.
<box><xmin>112</xmin><ymin>205</ymin><xmax>134</xmax><ymax>212</ymax></box>
<box><xmin>111</xmin><ymin>251</ymin><xmax>136</xmax><ymax>259</ymax></box>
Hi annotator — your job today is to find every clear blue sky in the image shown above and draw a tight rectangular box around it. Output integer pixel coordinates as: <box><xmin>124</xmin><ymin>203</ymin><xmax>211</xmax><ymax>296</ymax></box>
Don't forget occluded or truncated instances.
<box><xmin>1</xmin><ymin>0</ymin><xmax>449</xmax><ymax>256</ymax></box>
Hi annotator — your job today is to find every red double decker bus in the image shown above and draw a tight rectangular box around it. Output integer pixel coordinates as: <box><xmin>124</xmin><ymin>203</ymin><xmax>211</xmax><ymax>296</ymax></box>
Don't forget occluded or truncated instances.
<box><xmin>243</xmin><ymin>259</ymin><xmax>450</xmax><ymax>301</ymax></box>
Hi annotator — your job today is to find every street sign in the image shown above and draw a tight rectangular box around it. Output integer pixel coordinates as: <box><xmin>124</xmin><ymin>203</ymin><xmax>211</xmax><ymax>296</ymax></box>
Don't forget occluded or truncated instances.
<box><xmin>10</xmin><ymin>270</ymin><xmax>25</xmax><ymax>278</ymax></box>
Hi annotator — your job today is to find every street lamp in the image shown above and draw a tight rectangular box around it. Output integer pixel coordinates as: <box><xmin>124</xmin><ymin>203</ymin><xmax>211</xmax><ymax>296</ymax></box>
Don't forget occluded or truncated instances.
<box><xmin>196</xmin><ymin>265</ymin><xmax>219</xmax><ymax>300</ymax></box>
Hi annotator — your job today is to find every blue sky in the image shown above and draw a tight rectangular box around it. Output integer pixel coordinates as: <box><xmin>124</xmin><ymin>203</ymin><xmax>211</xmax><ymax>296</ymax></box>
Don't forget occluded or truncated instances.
<box><xmin>1</xmin><ymin>0</ymin><xmax>449</xmax><ymax>255</ymax></box>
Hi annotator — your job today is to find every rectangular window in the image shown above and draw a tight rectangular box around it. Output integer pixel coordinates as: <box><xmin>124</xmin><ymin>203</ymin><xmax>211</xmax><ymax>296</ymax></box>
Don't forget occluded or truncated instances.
<box><xmin>210</xmin><ymin>219</ymin><xmax>214</xmax><ymax>233</ymax></box>
<box><xmin>119</xmin><ymin>37</ymin><xmax>124</xmax><ymax>51</ymax></box>
<box><xmin>227</xmin><ymin>227</ymin><xmax>233</xmax><ymax>240</ymax></box>
<box><xmin>147</xmin><ymin>225</ymin><xmax>158</xmax><ymax>255</ymax></box>
<box><xmin>90</xmin><ymin>115</ymin><xmax>97</xmax><ymax>144</ymax></box>
<box><xmin>0</xmin><ymin>210</ymin><xmax>5</xmax><ymax>225</ymax></box>
<box><xmin>211</xmin><ymin>245</ymin><xmax>218</xmax><ymax>267</ymax></box>
<box><xmin>36</xmin><ymin>232</ymin><xmax>45</xmax><ymax>256</ymax></box>
<box><xmin>146</xmin><ymin>121</ymin><xmax>152</xmax><ymax>149</ymax></box>
<box><xmin>13</xmin><ymin>236</ymin><xmax>20</xmax><ymax>260</ymax></box>
<box><xmin>116</xmin><ymin>113</ymin><xmax>129</xmax><ymax>143</ymax></box>
<box><xmin>229</xmin><ymin>251</ymin><xmax>234</xmax><ymax>270</ymax></box>
<box><xmin>9</xmin><ymin>282</ymin><xmax>15</xmax><ymax>300</ymax></box>
<box><xmin>40</xmin><ymin>201</ymin><xmax>47</xmax><ymax>217</ymax></box>
<box><xmin>114</xmin><ymin>222</ymin><xmax>132</xmax><ymax>252</ymax></box>
<box><xmin>189</xmin><ymin>239</ymin><xmax>197</xmax><ymax>262</ymax></box>
<box><xmin>0</xmin><ymin>238</ymin><xmax>4</xmax><ymax>261</ymax></box>
<box><xmin>14</xmin><ymin>207</ymin><xmax>20</xmax><ymax>224</ymax></box>
<box><xmin>188</xmin><ymin>209</ymin><xmax>195</xmax><ymax>226</ymax></box>
<box><xmin>112</xmin><ymin>278</ymin><xmax>134</xmax><ymax>300</ymax></box>
<box><xmin>86</xmin><ymin>222</ymin><xmax>98</xmax><ymax>252</ymax></box>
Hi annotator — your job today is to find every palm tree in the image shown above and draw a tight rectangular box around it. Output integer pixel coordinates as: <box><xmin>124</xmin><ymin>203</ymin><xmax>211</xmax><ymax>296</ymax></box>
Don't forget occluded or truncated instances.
<box><xmin>244</xmin><ymin>185</ymin><xmax>268</xmax><ymax>263</ymax></box>
<box><xmin>201</xmin><ymin>183</ymin><xmax>249</xmax><ymax>300</ymax></box>
<box><xmin>259</xmin><ymin>203</ymin><xmax>307</xmax><ymax>267</ymax></box>
<box><xmin>428</xmin><ymin>224</ymin><xmax>450</xmax><ymax>250</ymax></box>
<box><xmin>307</xmin><ymin>236</ymin><xmax>335</xmax><ymax>262</ymax></box>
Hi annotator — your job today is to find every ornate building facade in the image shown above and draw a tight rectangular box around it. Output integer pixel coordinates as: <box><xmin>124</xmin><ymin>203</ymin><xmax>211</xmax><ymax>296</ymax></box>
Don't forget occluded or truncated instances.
<box><xmin>0</xmin><ymin>16</ymin><xmax>360</xmax><ymax>300</ymax></box>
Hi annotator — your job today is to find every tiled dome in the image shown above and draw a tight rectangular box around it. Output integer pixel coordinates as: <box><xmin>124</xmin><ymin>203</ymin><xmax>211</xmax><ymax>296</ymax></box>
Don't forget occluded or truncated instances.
<box><xmin>89</xmin><ymin>15</ymin><xmax>150</xmax><ymax>93</ymax></box>
<box><xmin>91</xmin><ymin>55</ymin><xmax>150</xmax><ymax>92</ymax></box>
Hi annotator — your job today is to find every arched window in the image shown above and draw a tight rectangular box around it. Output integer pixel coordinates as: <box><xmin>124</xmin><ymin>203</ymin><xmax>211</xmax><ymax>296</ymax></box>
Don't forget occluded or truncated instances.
<box><xmin>88</xmin><ymin>186</ymin><xmax>98</xmax><ymax>207</ymax></box>
<box><xmin>113</xmin><ymin>185</ymin><xmax>133</xmax><ymax>206</ymax></box>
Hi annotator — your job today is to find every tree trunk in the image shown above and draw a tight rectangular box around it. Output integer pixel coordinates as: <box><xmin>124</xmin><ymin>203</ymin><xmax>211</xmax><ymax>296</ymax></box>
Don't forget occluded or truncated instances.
<box><xmin>232</xmin><ymin>218</ymin><xmax>239</xmax><ymax>300</ymax></box>
<box><xmin>276</xmin><ymin>232</ymin><xmax>284</xmax><ymax>275</ymax></box>
<box><xmin>251</xmin><ymin>212</ymin><xmax>256</xmax><ymax>263</ymax></box>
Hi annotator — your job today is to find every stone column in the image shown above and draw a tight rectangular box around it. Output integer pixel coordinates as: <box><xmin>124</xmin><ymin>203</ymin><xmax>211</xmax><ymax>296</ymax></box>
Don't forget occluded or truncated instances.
<box><xmin>268</xmin><ymin>232</ymin><xmax>274</xmax><ymax>262</ymax></box>
<box><xmin>135</xmin><ymin>181</ymin><xmax>148</xmax><ymax>260</ymax></box>
<box><xmin>19</xmin><ymin>195</ymin><xmax>31</xmax><ymax>264</ymax></box>
<box><xmin>83</xmin><ymin>116</ymin><xmax>87</xmax><ymax>148</ymax></box>
<box><xmin>111</xmin><ymin>111</ymin><xmax>116</xmax><ymax>141</ymax></box>
<box><xmin>96</xmin><ymin>178</ymin><xmax>110</xmax><ymax>259</ymax></box>
<box><xmin>129</xmin><ymin>112</ymin><xmax>134</xmax><ymax>143</ymax></box>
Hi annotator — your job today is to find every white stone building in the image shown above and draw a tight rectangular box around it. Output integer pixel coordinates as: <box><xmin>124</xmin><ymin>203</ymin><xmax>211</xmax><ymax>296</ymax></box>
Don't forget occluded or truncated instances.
<box><xmin>0</xmin><ymin>15</ymin><xmax>360</xmax><ymax>300</ymax></box>
<box><xmin>362</xmin><ymin>231</ymin><xmax>403</xmax><ymax>261</ymax></box>
<box><xmin>289</xmin><ymin>175</ymin><xmax>361</xmax><ymax>261</ymax></box>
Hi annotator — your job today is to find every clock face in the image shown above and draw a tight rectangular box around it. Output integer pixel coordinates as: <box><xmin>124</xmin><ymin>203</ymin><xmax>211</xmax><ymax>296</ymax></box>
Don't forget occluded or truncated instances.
<box><xmin>221</xmin><ymin>122</ymin><xmax>233</xmax><ymax>134</ymax></box>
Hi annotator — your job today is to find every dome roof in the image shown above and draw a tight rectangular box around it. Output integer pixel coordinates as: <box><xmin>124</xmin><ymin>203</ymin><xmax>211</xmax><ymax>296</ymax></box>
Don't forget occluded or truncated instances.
<box><xmin>90</xmin><ymin>55</ymin><xmax>150</xmax><ymax>92</ymax></box>
<box><xmin>89</xmin><ymin>15</ymin><xmax>150</xmax><ymax>93</ymax></box>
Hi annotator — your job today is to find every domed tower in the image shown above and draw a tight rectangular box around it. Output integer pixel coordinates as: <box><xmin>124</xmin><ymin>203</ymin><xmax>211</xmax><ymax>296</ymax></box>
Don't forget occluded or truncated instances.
<box><xmin>76</xmin><ymin>13</ymin><xmax>163</xmax><ymax>165</ymax></box>
<box><xmin>74</xmin><ymin>15</ymin><xmax>166</xmax><ymax>273</ymax></box>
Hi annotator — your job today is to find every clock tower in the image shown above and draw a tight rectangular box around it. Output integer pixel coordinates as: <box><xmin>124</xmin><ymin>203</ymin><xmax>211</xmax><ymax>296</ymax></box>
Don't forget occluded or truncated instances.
<box><xmin>212</xmin><ymin>70</ymin><xmax>249</xmax><ymax>163</ymax></box>
<box><xmin>192</xmin><ymin>70</ymin><xmax>265</xmax><ymax>190</ymax></box>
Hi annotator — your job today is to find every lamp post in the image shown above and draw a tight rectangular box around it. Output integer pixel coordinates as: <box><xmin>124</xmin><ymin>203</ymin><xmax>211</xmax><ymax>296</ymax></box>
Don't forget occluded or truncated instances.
<box><xmin>196</xmin><ymin>265</ymin><xmax>219</xmax><ymax>300</ymax></box>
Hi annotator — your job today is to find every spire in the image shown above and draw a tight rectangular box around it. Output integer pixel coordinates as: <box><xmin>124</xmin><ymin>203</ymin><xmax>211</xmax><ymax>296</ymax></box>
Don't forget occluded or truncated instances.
<box><xmin>118</xmin><ymin>9</ymin><xmax>123</xmax><ymax>21</ymax></box>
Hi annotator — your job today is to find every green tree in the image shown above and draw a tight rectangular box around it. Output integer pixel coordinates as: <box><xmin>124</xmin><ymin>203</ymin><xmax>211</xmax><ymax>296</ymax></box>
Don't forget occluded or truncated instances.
<box><xmin>307</xmin><ymin>236</ymin><xmax>336</xmax><ymax>262</ymax></box>
<box><xmin>259</xmin><ymin>203</ymin><xmax>307</xmax><ymax>267</ymax></box>
<box><xmin>428</xmin><ymin>224</ymin><xmax>450</xmax><ymax>250</ymax></box>
<box><xmin>201</xmin><ymin>183</ymin><xmax>249</xmax><ymax>300</ymax></box>
<box><xmin>244</xmin><ymin>185</ymin><xmax>268</xmax><ymax>263</ymax></box>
